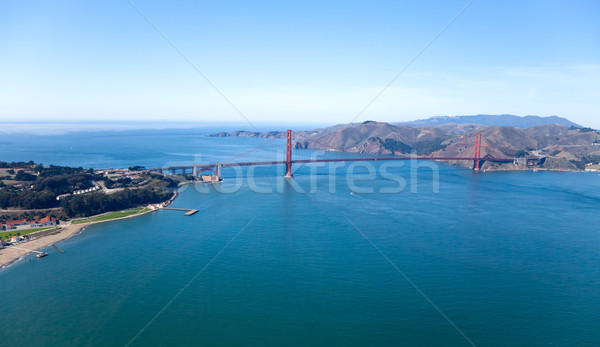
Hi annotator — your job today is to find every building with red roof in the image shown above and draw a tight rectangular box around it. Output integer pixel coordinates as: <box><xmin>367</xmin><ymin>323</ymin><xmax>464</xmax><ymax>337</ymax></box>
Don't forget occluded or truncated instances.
<box><xmin>6</xmin><ymin>219</ymin><xmax>28</xmax><ymax>227</ymax></box>
<box><xmin>38</xmin><ymin>216</ymin><xmax>57</xmax><ymax>227</ymax></box>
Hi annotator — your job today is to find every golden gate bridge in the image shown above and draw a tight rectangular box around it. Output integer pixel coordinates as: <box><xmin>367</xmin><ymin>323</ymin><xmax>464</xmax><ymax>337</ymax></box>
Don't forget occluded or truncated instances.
<box><xmin>148</xmin><ymin>130</ymin><xmax>518</xmax><ymax>179</ymax></box>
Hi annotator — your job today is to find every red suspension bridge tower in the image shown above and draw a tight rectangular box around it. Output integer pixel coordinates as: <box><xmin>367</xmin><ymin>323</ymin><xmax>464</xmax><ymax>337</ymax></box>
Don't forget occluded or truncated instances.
<box><xmin>285</xmin><ymin>129</ymin><xmax>293</xmax><ymax>178</ymax></box>
<box><xmin>473</xmin><ymin>133</ymin><xmax>482</xmax><ymax>171</ymax></box>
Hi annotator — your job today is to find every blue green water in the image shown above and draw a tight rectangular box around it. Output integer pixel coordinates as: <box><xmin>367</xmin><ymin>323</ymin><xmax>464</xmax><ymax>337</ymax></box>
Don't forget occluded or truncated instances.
<box><xmin>1</xmin><ymin>128</ymin><xmax>600</xmax><ymax>346</ymax></box>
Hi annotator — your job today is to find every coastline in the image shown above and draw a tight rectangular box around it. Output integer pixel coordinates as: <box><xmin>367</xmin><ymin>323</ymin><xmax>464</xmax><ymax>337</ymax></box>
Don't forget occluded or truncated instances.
<box><xmin>0</xmin><ymin>208</ymin><xmax>155</xmax><ymax>270</ymax></box>
<box><xmin>0</xmin><ymin>188</ymin><xmax>179</xmax><ymax>269</ymax></box>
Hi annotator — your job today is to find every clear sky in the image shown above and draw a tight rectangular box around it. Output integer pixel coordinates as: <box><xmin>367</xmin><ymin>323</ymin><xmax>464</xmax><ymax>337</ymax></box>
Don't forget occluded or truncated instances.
<box><xmin>1</xmin><ymin>0</ymin><xmax>599</xmax><ymax>128</ymax></box>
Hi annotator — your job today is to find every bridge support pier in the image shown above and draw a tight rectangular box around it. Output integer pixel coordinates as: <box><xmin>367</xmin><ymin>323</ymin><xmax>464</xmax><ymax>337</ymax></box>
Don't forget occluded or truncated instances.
<box><xmin>192</xmin><ymin>164</ymin><xmax>197</xmax><ymax>177</ymax></box>
<box><xmin>216</xmin><ymin>163</ymin><xmax>222</xmax><ymax>181</ymax></box>
<box><xmin>284</xmin><ymin>129</ymin><xmax>293</xmax><ymax>178</ymax></box>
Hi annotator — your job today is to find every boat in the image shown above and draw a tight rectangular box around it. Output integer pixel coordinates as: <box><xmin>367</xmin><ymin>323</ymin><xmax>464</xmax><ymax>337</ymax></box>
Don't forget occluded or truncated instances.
<box><xmin>36</xmin><ymin>252</ymin><xmax>48</xmax><ymax>258</ymax></box>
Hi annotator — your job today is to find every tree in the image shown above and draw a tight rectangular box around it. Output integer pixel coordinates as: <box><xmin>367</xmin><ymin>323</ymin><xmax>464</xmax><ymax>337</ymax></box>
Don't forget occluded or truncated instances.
<box><xmin>60</xmin><ymin>187</ymin><xmax>171</xmax><ymax>217</ymax></box>
<box><xmin>15</xmin><ymin>170</ymin><xmax>36</xmax><ymax>181</ymax></box>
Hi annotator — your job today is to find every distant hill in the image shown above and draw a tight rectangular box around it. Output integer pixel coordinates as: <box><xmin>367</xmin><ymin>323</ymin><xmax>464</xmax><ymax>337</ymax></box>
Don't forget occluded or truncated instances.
<box><xmin>396</xmin><ymin>115</ymin><xmax>582</xmax><ymax>128</ymax></box>
<box><xmin>208</xmin><ymin>120</ymin><xmax>600</xmax><ymax>171</ymax></box>
<box><xmin>429</xmin><ymin>124</ymin><xmax>600</xmax><ymax>170</ymax></box>
<box><xmin>293</xmin><ymin>121</ymin><xmax>450</xmax><ymax>155</ymax></box>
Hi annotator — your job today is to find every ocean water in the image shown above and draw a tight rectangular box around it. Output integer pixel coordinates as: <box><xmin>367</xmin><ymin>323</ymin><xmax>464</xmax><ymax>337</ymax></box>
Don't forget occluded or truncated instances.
<box><xmin>1</xmin><ymin>128</ymin><xmax>600</xmax><ymax>346</ymax></box>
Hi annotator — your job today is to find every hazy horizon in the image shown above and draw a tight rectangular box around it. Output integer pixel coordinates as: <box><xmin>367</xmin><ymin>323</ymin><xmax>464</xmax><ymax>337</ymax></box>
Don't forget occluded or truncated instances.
<box><xmin>0</xmin><ymin>113</ymin><xmax>594</xmax><ymax>136</ymax></box>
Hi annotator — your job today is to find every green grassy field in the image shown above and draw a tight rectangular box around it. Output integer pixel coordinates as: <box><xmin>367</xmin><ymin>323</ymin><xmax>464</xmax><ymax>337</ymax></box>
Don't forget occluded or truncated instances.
<box><xmin>0</xmin><ymin>227</ymin><xmax>53</xmax><ymax>240</ymax></box>
<box><xmin>71</xmin><ymin>207</ymin><xmax>149</xmax><ymax>224</ymax></box>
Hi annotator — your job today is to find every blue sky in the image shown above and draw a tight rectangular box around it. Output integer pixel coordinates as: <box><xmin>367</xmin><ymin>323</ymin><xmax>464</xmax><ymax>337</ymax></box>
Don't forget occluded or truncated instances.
<box><xmin>1</xmin><ymin>0</ymin><xmax>599</xmax><ymax>127</ymax></box>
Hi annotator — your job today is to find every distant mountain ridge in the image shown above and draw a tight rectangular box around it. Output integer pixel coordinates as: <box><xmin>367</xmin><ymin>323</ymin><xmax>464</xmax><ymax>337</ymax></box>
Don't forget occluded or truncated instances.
<box><xmin>209</xmin><ymin>118</ymin><xmax>600</xmax><ymax>171</ymax></box>
<box><xmin>396</xmin><ymin>115</ymin><xmax>582</xmax><ymax>128</ymax></box>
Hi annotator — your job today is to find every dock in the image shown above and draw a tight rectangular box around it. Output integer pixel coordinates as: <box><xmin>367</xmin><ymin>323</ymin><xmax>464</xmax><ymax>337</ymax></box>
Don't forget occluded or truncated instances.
<box><xmin>162</xmin><ymin>208</ymin><xmax>198</xmax><ymax>216</ymax></box>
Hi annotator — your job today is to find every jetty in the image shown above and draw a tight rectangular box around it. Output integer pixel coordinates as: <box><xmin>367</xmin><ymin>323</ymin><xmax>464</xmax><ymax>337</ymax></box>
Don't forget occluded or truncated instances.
<box><xmin>162</xmin><ymin>208</ymin><xmax>198</xmax><ymax>216</ymax></box>
<box><xmin>52</xmin><ymin>244</ymin><xmax>65</xmax><ymax>253</ymax></box>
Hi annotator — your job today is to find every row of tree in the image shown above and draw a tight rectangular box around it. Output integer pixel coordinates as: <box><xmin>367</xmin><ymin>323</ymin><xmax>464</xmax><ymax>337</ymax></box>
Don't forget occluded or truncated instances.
<box><xmin>60</xmin><ymin>188</ymin><xmax>172</xmax><ymax>217</ymax></box>
<box><xmin>0</xmin><ymin>161</ymin><xmax>35</xmax><ymax>169</ymax></box>
<box><xmin>0</xmin><ymin>190</ymin><xmax>56</xmax><ymax>210</ymax></box>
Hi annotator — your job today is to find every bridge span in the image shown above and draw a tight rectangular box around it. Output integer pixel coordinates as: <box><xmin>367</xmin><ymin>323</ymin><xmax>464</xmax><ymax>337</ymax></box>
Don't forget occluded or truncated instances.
<box><xmin>147</xmin><ymin>130</ymin><xmax>537</xmax><ymax>179</ymax></box>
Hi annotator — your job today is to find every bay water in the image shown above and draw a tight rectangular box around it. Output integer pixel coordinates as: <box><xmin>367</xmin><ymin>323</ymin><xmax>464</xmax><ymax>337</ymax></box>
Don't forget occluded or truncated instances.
<box><xmin>1</xmin><ymin>126</ymin><xmax>599</xmax><ymax>346</ymax></box>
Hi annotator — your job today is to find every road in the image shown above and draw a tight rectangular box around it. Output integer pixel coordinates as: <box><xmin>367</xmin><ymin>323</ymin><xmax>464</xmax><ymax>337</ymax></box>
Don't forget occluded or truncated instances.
<box><xmin>96</xmin><ymin>180</ymin><xmax>124</xmax><ymax>195</ymax></box>
<box><xmin>0</xmin><ymin>207</ymin><xmax>61</xmax><ymax>213</ymax></box>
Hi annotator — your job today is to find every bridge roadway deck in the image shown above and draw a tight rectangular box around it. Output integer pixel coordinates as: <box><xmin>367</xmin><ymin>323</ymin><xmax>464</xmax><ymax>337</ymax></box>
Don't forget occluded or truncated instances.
<box><xmin>148</xmin><ymin>156</ymin><xmax>514</xmax><ymax>172</ymax></box>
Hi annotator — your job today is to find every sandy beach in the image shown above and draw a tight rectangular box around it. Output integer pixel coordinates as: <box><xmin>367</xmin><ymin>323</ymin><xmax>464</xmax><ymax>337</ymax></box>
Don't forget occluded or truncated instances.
<box><xmin>0</xmin><ymin>209</ymin><xmax>155</xmax><ymax>269</ymax></box>
<box><xmin>0</xmin><ymin>223</ymin><xmax>90</xmax><ymax>268</ymax></box>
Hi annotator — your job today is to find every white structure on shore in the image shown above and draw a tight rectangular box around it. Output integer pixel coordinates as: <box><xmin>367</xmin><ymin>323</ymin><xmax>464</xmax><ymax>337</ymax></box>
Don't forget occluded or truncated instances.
<box><xmin>3</xmin><ymin>216</ymin><xmax>58</xmax><ymax>231</ymax></box>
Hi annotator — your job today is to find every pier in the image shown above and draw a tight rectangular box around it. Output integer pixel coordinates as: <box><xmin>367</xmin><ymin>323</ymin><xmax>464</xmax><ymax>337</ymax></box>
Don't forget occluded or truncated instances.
<box><xmin>162</xmin><ymin>208</ymin><xmax>199</xmax><ymax>216</ymax></box>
